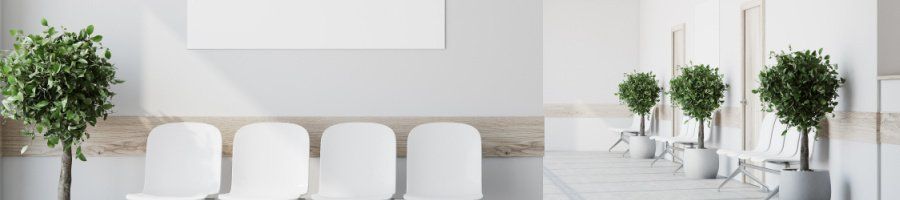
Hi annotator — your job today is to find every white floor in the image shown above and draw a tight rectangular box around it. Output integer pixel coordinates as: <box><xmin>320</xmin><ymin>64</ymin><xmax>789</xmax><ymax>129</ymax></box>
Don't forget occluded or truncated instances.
<box><xmin>543</xmin><ymin>151</ymin><xmax>774</xmax><ymax>200</ymax></box>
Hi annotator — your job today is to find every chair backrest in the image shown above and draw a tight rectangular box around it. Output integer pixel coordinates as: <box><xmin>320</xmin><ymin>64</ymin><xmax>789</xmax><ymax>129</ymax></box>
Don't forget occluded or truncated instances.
<box><xmin>677</xmin><ymin>116</ymin><xmax>695</xmax><ymax>138</ymax></box>
<box><xmin>751</xmin><ymin>113</ymin><xmax>779</xmax><ymax>152</ymax></box>
<box><xmin>406</xmin><ymin>123</ymin><xmax>483</xmax><ymax>198</ymax></box>
<box><xmin>142</xmin><ymin>122</ymin><xmax>222</xmax><ymax>197</ymax></box>
<box><xmin>317</xmin><ymin>123</ymin><xmax>396</xmax><ymax>198</ymax></box>
<box><xmin>629</xmin><ymin>106</ymin><xmax>657</xmax><ymax>132</ymax></box>
<box><xmin>778</xmin><ymin>127</ymin><xmax>803</xmax><ymax>157</ymax></box>
<box><xmin>229</xmin><ymin>122</ymin><xmax>310</xmax><ymax>198</ymax></box>
<box><xmin>700</xmin><ymin>119</ymin><xmax>712</xmax><ymax>142</ymax></box>
<box><xmin>764</xmin><ymin>120</ymin><xmax>790</xmax><ymax>155</ymax></box>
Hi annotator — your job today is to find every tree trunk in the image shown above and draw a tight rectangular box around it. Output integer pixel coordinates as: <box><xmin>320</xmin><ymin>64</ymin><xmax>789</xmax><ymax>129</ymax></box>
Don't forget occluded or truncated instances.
<box><xmin>639</xmin><ymin>115</ymin><xmax>646</xmax><ymax>136</ymax></box>
<box><xmin>697</xmin><ymin>119</ymin><xmax>705</xmax><ymax>149</ymax></box>
<box><xmin>800</xmin><ymin>128</ymin><xmax>810</xmax><ymax>171</ymax></box>
<box><xmin>59</xmin><ymin>146</ymin><xmax>72</xmax><ymax>200</ymax></box>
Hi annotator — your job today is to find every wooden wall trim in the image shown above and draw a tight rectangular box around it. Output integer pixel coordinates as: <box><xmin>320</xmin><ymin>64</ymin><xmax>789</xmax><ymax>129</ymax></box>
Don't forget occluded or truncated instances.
<box><xmin>543</xmin><ymin>104</ymin><xmax>631</xmax><ymax>118</ymax></box>
<box><xmin>826</xmin><ymin>112</ymin><xmax>879</xmax><ymax>144</ymax></box>
<box><xmin>716</xmin><ymin>107</ymin><xmax>742</xmax><ymax>129</ymax></box>
<box><xmin>658</xmin><ymin>106</ymin><xmax>742</xmax><ymax>129</ymax></box>
<box><xmin>1</xmin><ymin>116</ymin><xmax>544</xmax><ymax>157</ymax></box>
<box><xmin>881</xmin><ymin>113</ymin><xmax>900</xmax><ymax>145</ymax></box>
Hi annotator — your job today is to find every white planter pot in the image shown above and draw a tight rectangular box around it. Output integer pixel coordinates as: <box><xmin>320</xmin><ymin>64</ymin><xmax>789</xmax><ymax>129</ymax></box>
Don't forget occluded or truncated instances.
<box><xmin>628</xmin><ymin>136</ymin><xmax>656</xmax><ymax>159</ymax></box>
<box><xmin>684</xmin><ymin>148</ymin><xmax>718</xmax><ymax>179</ymax></box>
<box><xmin>780</xmin><ymin>169</ymin><xmax>831</xmax><ymax>200</ymax></box>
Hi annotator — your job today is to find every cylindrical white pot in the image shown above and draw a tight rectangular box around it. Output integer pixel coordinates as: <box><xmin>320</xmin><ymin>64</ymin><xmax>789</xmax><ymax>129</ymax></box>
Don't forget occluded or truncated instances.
<box><xmin>780</xmin><ymin>169</ymin><xmax>831</xmax><ymax>200</ymax></box>
<box><xmin>629</xmin><ymin>136</ymin><xmax>656</xmax><ymax>159</ymax></box>
<box><xmin>684</xmin><ymin>148</ymin><xmax>718</xmax><ymax>179</ymax></box>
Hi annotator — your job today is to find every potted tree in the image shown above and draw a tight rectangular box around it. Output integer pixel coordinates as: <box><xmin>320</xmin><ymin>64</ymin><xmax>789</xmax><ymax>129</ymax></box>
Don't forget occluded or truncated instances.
<box><xmin>615</xmin><ymin>71</ymin><xmax>661</xmax><ymax>159</ymax></box>
<box><xmin>669</xmin><ymin>64</ymin><xmax>727</xmax><ymax>179</ymax></box>
<box><xmin>754</xmin><ymin>48</ymin><xmax>843</xmax><ymax>200</ymax></box>
<box><xmin>0</xmin><ymin>19</ymin><xmax>123</xmax><ymax>200</ymax></box>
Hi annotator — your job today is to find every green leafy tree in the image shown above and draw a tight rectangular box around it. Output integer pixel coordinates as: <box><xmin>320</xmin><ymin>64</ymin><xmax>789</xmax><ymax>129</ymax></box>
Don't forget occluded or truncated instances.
<box><xmin>615</xmin><ymin>71</ymin><xmax>661</xmax><ymax>136</ymax></box>
<box><xmin>669</xmin><ymin>64</ymin><xmax>728</xmax><ymax>149</ymax></box>
<box><xmin>0</xmin><ymin>19</ymin><xmax>123</xmax><ymax>200</ymax></box>
<box><xmin>754</xmin><ymin>48</ymin><xmax>844</xmax><ymax>171</ymax></box>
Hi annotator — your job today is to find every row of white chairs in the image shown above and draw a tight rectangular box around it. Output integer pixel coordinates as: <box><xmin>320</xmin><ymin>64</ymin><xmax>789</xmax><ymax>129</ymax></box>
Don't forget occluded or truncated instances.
<box><xmin>716</xmin><ymin>113</ymin><xmax>815</xmax><ymax>200</ymax></box>
<box><xmin>614</xmin><ymin>111</ymin><xmax>814</xmax><ymax>200</ymax></box>
<box><xmin>126</xmin><ymin>122</ymin><xmax>483</xmax><ymax>200</ymax></box>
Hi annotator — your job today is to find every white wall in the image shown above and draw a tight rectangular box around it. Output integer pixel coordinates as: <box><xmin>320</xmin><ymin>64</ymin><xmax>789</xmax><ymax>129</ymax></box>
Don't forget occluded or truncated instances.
<box><xmin>1</xmin><ymin>0</ymin><xmax>542</xmax><ymax>117</ymax></box>
<box><xmin>0</xmin><ymin>0</ymin><xmax>543</xmax><ymax>199</ymax></box>
<box><xmin>640</xmin><ymin>0</ymin><xmax>881</xmax><ymax>199</ymax></box>
<box><xmin>543</xmin><ymin>0</ymin><xmax>640</xmax><ymax>151</ymax></box>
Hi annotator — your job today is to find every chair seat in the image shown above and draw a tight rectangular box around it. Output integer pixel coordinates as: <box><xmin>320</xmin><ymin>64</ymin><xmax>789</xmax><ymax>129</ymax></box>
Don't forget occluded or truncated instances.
<box><xmin>668</xmin><ymin>138</ymin><xmax>697</xmax><ymax>145</ymax></box>
<box><xmin>736</xmin><ymin>151</ymin><xmax>780</xmax><ymax>160</ymax></box>
<box><xmin>716</xmin><ymin>149</ymin><xmax>746</xmax><ymax>157</ymax></box>
<box><xmin>125</xmin><ymin>193</ymin><xmax>208</xmax><ymax>200</ymax></box>
<box><xmin>715</xmin><ymin>149</ymin><xmax>734</xmax><ymax>155</ymax></box>
<box><xmin>610</xmin><ymin>128</ymin><xmax>640</xmax><ymax>134</ymax></box>
<box><xmin>218</xmin><ymin>193</ymin><xmax>303</xmax><ymax>200</ymax></box>
<box><xmin>404</xmin><ymin>194</ymin><xmax>483</xmax><ymax>200</ymax></box>
<box><xmin>310</xmin><ymin>194</ymin><xmax>393</xmax><ymax>200</ymax></box>
<box><xmin>749</xmin><ymin>155</ymin><xmax>800</xmax><ymax>163</ymax></box>
<box><xmin>650</xmin><ymin>136</ymin><xmax>674</xmax><ymax>142</ymax></box>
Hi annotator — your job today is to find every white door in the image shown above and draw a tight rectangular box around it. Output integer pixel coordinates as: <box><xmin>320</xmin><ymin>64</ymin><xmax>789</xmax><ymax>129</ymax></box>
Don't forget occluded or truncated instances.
<box><xmin>672</xmin><ymin>24</ymin><xmax>686</xmax><ymax>137</ymax></box>
<box><xmin>743</xmin><ymin>1</ymin><xmax>765</xmax><ymax>154</ymax></box>
<box><xmin>742</xmin><ymin>0</ymin><xmax>766</xmax><ymax>187</ymax></box>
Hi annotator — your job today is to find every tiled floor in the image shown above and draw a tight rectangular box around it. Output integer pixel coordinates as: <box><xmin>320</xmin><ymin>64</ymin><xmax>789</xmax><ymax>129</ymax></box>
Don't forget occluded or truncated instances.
<box><xmin>543</xmin><ymin>151</ymin><xmax>774</xmax><ymax>200</ymax></box>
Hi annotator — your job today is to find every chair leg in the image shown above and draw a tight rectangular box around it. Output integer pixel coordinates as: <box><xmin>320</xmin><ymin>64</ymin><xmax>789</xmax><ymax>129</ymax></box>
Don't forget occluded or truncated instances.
<box><xmin>651</xmin><ymin>144</ymin><xmax>669</xmax><ymax>167</ymax></box>
<box><xmin>622</xmin><ymin>149</ymin><xmax>630</xmax><ymax>158</ymax></box>
<box><xmin>765</xmin><ymin>186</ymin><xmax>779</xmax><ymax>200</ymax></box>
<box><xmin>717</xmin><ymin>167</ymin><xmax>743</xmax><ymax>191</ymax></box>
<box><xmin>608</xmin><ymin>138</ymin><xmax>624</xmax><ymax>152</ymax></box>
<box><xmin>742</xmin><ymin>168</ymin><xmax>770</xmax><ymax>192</ymax></box>
<box><xmin>673</xmin><ymin>164</ymin><xmax>683</xmax><ymax>174</ymax></box>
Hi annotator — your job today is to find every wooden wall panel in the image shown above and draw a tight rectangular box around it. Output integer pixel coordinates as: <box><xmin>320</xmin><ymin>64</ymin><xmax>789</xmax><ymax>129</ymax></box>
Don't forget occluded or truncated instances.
<box><xmin>716</xmin><ymin>107</ymin><xmax>742</xmax><ymax>129</ymax></box>
<box><xmin>882</xmin><ymin>113</ymin><xmax>900</xmax><ymax>145</ymax></box>
<box><xmin>1</xmin><ymin>116</ymin><xmax>543</xmax><ymax>157</ymax></box>
<box><xmin>543</xmin><ymin>104</ymin><xmax>630</xmax><ymax>118</ymax></box>
<box><xmin>826</xmin><ymin>112</ymin><xmax>879</xmax><ymax>143</ymax></box>
<box><xmin>659</xmin><ymin>106</ymin><xmax>741</xmax><ymax>129</ymax></box>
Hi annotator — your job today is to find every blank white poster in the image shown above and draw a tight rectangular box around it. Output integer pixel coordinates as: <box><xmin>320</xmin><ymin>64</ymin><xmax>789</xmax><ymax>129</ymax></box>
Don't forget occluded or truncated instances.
<box><xmin>187</xmin><ymin>0</ymin><xmax>445</xmax><ymax>49</ymax></box>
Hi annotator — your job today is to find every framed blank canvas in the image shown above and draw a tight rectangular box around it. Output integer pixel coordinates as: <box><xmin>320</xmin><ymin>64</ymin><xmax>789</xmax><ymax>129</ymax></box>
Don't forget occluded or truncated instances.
<box><xmin>187</xmin><ymin>0</ymin><xmax>445</xmax><ymax>49</ymax></box>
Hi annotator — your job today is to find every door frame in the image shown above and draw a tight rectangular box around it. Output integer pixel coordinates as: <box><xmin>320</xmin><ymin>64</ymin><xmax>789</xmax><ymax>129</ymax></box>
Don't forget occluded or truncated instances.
<box><xmin>671</xmin><ymin>23</ymin><xmax>686</xmax><ymax>137</ymax></box>
<box><xmin>741</xmin><ymin>0</ymin><xmax>764</xmax><ymax>151</ymax></box>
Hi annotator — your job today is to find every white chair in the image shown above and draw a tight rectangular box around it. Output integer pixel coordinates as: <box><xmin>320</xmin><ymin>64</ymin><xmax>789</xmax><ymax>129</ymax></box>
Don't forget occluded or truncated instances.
<box><xmin>751</xmin><ymin>127</ymin><xmax>816</xmax><ymax>200</ymax></box>
<box><xmin>716</xmin><ymin>113</ymin><xmax>779</xmax><ymax>190</ymax></box>
<box><xmin>608</xmin><ymin>107</ymin><xmax>656</xmax><ymax>156</ymax></box>
<box><xmin>649</xmin><ymin>116</ymin><xmax>700</xmax><ymax>167</ymax></box>
<box><xmin>220</xmin><ymin>123</ymin><xmax>310</xmax><ymax>200</ymax></box>
<box><xmin>666</xmin><ymin>118</ymin><xmax>711</xmax><ymax>172</ymax></box>
<box><xmin>311</xmin><ymin>123</ymin><xmax>396</xmax><ymax>200</ymax></box>
<box><xmin>127</xmin><ymin>122</ymin><xmax>222</xmax><ymax>200</ymax></box>
<box><xmin>405</xmin><ymin>123</ymin><xmax>483</xmax><ymax>200</ymax></box>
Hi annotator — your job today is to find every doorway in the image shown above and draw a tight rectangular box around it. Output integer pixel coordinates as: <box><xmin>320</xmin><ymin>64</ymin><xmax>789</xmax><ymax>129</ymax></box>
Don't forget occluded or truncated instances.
<box><xmin>671</xmin><ymin>24</ymin><xmax>686</xmax><ymax>138</ymax></box>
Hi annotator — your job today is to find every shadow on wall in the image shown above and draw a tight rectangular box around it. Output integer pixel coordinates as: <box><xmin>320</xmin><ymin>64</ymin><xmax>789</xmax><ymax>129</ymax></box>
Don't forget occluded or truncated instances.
<box><xmin>134</xmin><ymin>0</ymin><xmax>542</xmax><ymax>117</ymax></box>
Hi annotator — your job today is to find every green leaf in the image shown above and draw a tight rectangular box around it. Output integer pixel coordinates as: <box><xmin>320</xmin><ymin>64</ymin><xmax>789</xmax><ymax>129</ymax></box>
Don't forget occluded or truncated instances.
<box><xmin>41</xmin><ymin>18</ymin><xmax>48</xmax><ymax>26</ymax></box>
<box><xmin>105</xmin><ymin>49</ymin><xmax>111</xmax><ymax>59</ymax></box>
<box><xmin>86</xmin><ymin>25</ymin><xmax>94</xmax><ymax>35</ymax></box>
<box><xmin>91</xmin><ymin>35</ymin><xmax>103</xmax><ymax>42</ymax></box>
<box><xmin>76</xmin><ymin>147</ymin><xmax>87</xmax><ymax>161</ymax></box>
<box><xmin>35</xmin><ymin>101</ymin><xmax>50</xmax><ymax>108</ymax></box>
